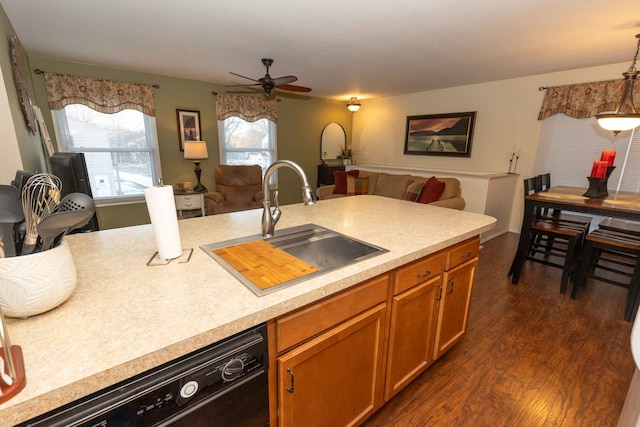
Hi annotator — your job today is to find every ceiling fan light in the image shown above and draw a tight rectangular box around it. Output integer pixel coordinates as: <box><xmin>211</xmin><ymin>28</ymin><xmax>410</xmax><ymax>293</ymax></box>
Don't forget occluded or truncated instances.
<box><xmin>347</xmin><ymin>97</ymin><xmax>361</xmax><ymax>112</ymax></box>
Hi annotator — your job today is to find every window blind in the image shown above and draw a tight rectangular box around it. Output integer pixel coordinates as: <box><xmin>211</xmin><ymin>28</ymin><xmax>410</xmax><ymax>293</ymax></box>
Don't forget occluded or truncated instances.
<box><xmin>534</xmin><ymin>114</ymin><xmax>640</xmax><ymax>193</ymax></box>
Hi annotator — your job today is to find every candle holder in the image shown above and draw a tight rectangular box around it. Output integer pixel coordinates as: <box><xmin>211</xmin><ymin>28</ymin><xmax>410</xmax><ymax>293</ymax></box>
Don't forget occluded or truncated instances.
<box><xmin>583</xmin><ymin>166</ymin><xmax>616</xmax><ymax>198</ymax></box>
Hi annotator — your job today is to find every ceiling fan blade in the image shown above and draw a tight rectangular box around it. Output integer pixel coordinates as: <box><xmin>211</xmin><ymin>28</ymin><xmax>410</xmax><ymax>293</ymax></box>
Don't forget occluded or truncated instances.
<box><xmin>277</xmin><ymin>84</ymin><xmax>312</xmax><ymax>93</ymax></box>
<box><xmin>226</xmin><ymin>83</ymin><xmax>261</xmax><ymax>88</ymax></box>
<box><xmin>273</xmin><ymin>75</ymin><xmax>297</xmax><ymax>86</ymax></box>
<box><xmin>229</xmin><ymin>71</ymin><xmax>259</xmax><ymax>82</ymax></box>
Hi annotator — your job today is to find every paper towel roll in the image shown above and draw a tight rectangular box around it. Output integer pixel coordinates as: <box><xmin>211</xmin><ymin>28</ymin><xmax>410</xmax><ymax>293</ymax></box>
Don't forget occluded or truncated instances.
<box><xmin>144</xmin><ymin>185</ymin><xmax>183</xmax><ymax>260</ymax></box>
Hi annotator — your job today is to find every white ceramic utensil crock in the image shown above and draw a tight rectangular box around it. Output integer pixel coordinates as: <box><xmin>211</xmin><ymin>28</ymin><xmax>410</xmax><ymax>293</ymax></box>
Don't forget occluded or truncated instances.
<box><xmin>0</xmin><ymin>241</ymin><xmax>76</xmax><ymax>317</ymax></box>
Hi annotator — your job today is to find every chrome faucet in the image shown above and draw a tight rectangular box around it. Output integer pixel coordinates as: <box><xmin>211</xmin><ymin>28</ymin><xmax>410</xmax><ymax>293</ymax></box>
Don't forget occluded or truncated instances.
<box><xmin>262</xmin><ymin>160</ymin><xmax>315</xmax><ymax>237</ymax></box>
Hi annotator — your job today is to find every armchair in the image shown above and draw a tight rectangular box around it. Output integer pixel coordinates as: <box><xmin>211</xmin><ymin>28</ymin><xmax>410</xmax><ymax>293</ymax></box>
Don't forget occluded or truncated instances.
<box><xmin>204</xmin><ymin>164</ymin><xmax>264</xmax><ymax>215</ymax></box>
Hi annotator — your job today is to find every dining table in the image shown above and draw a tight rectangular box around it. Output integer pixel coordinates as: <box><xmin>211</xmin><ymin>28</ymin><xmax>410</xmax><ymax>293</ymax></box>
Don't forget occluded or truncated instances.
<box><xmin>508</xmin><ymin>186</ymin><xmax>640</xmax><ymax>284</ymax></box>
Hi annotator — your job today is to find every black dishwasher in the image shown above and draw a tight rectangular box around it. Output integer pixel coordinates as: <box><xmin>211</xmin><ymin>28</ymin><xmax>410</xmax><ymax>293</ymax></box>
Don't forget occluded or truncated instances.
<box><xmin>18</xmin><ymin>323</ymin><xmax>269</xmax><ymax>427</ymax></box>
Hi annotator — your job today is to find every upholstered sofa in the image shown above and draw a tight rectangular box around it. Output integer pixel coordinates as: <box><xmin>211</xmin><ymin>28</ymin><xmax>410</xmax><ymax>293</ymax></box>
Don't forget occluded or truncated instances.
<box><xmin>204</xmin><ymin>164</ymin><xmax>264</xmax><ymax>215</ymax></box>
<box><xmin>315</xmin><ymin>170</ymin><xmax>465</xmax><ymax>210</ymax></box>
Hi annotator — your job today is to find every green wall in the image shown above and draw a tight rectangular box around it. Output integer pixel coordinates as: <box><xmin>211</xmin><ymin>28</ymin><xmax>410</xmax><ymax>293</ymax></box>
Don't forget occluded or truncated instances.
<box><xmin>0</xmin><ymin>7</ymin><xmax>45</xmax><ymax>173</ymax></box>
<box><xmin>26</xmin><ymin>56</ymin><xmax>352</xmax><ymax>229</ymax></box>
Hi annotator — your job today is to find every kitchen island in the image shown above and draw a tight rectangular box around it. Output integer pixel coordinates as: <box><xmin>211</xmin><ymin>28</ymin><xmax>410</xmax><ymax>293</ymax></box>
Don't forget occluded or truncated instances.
<box><xmin>0</xmin><ymin>195</ymin><xmax>495</xmax><ymax>426</ymax></box>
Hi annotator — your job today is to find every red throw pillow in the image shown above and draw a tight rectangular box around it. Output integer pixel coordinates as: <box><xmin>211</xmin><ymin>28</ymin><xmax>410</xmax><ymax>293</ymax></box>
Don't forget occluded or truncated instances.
<box><xmin>417</xmin><ymin>176</ymin><xmax>446</xmax><ymax>204</ymax></box>
<box><xmin>333</xmin><ymin>170</ymin><xmax>359</xmax><ymax>194</ymax></box>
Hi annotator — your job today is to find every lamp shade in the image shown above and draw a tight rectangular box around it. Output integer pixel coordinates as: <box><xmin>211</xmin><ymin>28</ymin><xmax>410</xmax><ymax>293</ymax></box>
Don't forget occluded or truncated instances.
<box><xmin>183</xmin><ymin>141</ymin><xmax>208</xmax><ymax>160</ymax></box>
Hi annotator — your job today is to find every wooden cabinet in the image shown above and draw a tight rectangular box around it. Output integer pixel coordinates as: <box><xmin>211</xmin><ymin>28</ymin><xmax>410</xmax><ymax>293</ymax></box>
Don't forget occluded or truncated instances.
<box><xmin>434</xmin><ymin>256</ymin><xmax>478</xmax><ymax>359</ymax></box>
<box><xmin>273</xmin><ymin>274</ymin><xmax>389</xmax><ymax>427</ymax></box>
<box><xmin>270</xmin><ymin>236</ymin><xmax>480</xmax><ymax>426</ymax></box>
<box><xmin>385</xmin><ymin>237</ymin><xmax>479</xmax><ymax>400</ymax></box>
<box><xmin>385</xmin><ymin>275</ymin><xmax>440</xmax><ymax>400</ymax></box>
<box><xmin>277</xmin><ymin>304</ymin><xmax>387</xmax><ymax>427</ymax></box>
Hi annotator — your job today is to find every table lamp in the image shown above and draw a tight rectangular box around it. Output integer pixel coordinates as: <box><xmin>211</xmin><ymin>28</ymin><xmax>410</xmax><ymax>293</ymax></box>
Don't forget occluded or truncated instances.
<box><xmin>183</xmin><ymin>141</ymin><xmax>208</xmax><ymax>192</ymax></box>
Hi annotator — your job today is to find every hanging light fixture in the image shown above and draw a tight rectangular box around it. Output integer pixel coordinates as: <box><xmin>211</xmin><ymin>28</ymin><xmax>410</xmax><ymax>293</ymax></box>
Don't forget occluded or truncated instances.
<box><xmin>346</xmin><ymin>97</ymin><xmax>361</xmax><ymax>112</ymax></box>
<box><xmin>596</xmin><ymin>34</ymin><xmax>640</xmax><ymax>135</ymax></box>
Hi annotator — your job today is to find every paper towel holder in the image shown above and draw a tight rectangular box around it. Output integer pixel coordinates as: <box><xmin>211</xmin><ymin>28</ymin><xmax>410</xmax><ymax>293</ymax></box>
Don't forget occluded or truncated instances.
<box><xmin>147</xmin><ymin>248</ymin><xmax>194</xmax><ymax>266</ymax></box>
<box><xmin>0</xmin><ymin>306</ymin><xmax>26</xmax><ymax>403</ymax></box>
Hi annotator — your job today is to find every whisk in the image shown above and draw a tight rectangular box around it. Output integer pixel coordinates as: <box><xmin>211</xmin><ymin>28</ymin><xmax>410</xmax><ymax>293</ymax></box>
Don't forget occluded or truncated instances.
<box><xmin>20</xmin><ymin>173</ymin><xmax>62</xmax><ymax>255</ymax></box>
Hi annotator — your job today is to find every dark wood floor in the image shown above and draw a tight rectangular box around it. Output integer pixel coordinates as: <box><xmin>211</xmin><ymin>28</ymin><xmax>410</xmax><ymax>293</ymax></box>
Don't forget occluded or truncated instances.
<box><xmin>364</xmin><ymin>232</ymin><xmax>636</xmax><ymax>427</ymax></box>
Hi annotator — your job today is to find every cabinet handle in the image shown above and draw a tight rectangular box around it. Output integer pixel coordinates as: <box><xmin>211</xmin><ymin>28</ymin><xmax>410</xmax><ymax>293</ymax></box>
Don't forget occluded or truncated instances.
<box><xmin>287</xmin><ymin>368</ymin><xmax>295</xmax><ymax>393</ymax></box>
<box><xmin>461</xmin><ymin>251</ymin><xmax>474</xmax><ymax>259</ymax></box>
<box><xmin>446</xmin><ymin>279</ymin><xmax>455</xmax><ymax>294</ymax></box>
<box><xmin>435</xmin><ymin>285</ymin><xmax>442</xmax><ymax>301</ymax></box>
<box><xmin>417</xmin><ymin>270</ymin><xmax>431</xmax><ymax>278</ymax></box>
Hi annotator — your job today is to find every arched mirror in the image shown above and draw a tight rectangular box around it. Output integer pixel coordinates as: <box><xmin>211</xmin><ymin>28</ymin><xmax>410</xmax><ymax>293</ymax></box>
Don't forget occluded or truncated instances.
<box><xmin>320</xmin><ymin>122</ymin><xmax>346</xmax><ymax>161</ymax></box>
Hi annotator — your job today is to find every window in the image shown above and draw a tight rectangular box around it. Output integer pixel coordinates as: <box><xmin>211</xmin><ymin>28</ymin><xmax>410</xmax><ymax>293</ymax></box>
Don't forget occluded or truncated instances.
<box><xmin>218</xmin><ymin>116</ymin><xmax>277</xmax><ymax>181</ymax></box>
<box><xmin>534</xmin><ymin>115</ymin><xmax>640</xmax><ymax>193</ymax></box>
<box><xmin>52</xmin><ymin>104</ymin><xmax>161</xmax><ymax>203</ymax></box>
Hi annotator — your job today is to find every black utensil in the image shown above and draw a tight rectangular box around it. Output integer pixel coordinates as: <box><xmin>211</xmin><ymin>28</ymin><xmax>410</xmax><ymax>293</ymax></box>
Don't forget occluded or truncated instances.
<box><xmin>0</xmin><ymin>185</ymin><xmax>24</xmax><ymax>257</ymax></box>
<box><xmin>36</xmin><ymin>210</ymin><xmax>94</xmax><ymax>251</ymax></box>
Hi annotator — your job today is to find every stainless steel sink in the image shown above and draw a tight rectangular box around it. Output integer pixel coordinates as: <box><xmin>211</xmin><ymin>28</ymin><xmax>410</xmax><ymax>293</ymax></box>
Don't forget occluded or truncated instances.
<box><xmin>201</xmin><ymin>224</ymin><xmax>388</xmax><ymax>296</ymax></box>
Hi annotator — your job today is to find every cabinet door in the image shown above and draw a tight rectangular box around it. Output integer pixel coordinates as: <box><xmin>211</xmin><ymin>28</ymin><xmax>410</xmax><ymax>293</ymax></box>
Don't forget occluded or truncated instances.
<box><xmin>277</xmin><ymin>304</ymin><xmax>387</xmax><ymax>427</ymax></box>
<box><xmin>385</xmin><ymin>276</ymin><xmax>440</xmax><ymax>401</ymax></box>
<box><xmin>433</xmin><ymin>258</ymin><xmax>478</xmax><ymax>359</ymax></box>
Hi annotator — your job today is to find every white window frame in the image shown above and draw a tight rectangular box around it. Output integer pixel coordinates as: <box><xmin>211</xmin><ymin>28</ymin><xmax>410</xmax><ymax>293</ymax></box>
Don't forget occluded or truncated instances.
<box><xmin>218</xmin><ymin>116</ymin><xmax>277</xmax><ymax>186</ymax></box>
<box><xmin>51</xmin><ymin>105</ymin><xmax>162</xmax><ymax>205</ymax></box>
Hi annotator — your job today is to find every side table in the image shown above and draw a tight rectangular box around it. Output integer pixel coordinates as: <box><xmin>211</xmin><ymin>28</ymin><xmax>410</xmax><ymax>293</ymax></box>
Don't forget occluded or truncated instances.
<box><xmin>174</xmin><ymin>190</ymin><xmax>206</xmax><ymax>219</ymax></box>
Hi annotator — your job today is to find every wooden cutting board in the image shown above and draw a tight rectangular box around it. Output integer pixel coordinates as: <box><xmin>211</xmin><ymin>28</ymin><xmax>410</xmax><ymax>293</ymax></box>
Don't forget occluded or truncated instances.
<box><xmin>212</xmin><ymin>240</ymin><xmax>318</xmax><ymax>290</ymax></box>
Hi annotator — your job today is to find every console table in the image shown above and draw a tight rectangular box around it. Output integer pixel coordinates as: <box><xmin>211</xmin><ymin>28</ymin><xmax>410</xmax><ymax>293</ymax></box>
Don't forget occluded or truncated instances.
<box><xmin>317</xmin><ymin>164</ymin><xmax>345</xmax><ymax>187</ymax></box>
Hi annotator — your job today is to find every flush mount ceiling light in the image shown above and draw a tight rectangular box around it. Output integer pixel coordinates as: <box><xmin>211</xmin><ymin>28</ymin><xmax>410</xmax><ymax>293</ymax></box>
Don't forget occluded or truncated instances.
<box><xmin>596</xmin><ymin>34</ymin><xmax>640</xmax><ymax>135</ymax></box>
<box><xmin>347</xmin><ymin>97</ymin><xmax>361</xmax><ymax>112</ymax></box>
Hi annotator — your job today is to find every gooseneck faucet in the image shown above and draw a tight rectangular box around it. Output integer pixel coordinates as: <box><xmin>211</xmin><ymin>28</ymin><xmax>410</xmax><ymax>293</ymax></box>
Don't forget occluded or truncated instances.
<box><xmin>262</xmin><ymin>160</ymin><xmax>315</xmax><ymax>237</ymax></box>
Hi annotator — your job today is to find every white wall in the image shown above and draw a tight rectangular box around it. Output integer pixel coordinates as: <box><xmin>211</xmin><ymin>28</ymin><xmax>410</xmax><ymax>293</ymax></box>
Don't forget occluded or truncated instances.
<box><xmin>0</xmin><ymin>64</ymin><xmax>23</xmax><ymax>184</ymax></box>
<box><xmin>352</xmin><ymin>62</ymin><xmax>630</xmax><ymax>233</ymax></box>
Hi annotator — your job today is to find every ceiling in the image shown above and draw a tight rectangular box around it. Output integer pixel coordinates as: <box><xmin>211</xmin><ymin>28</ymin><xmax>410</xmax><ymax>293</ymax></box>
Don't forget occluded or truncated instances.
<box><xmin>2</xmin><ymin>0</ymin><xmax>640</xmax><ymax>101</ymax></box>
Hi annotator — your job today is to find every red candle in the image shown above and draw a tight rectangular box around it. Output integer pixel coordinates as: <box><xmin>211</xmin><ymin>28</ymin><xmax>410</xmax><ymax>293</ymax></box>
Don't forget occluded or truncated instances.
<box><xmin>601</xmin><ymin>150</ymin><xmax>616</xmax><ymax>167</ymax></box>
<box><xmin>592</xmin><ymin>161</ymin><xmax>608</xmax><ymax>178</ymax></box>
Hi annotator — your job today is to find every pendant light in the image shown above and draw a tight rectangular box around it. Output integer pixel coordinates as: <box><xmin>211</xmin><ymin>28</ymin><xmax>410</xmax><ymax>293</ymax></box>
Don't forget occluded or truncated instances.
<box><xmin>596</xmin><ymin>34</ymin><xmax>640</xmax><ymax>135</ymax></box>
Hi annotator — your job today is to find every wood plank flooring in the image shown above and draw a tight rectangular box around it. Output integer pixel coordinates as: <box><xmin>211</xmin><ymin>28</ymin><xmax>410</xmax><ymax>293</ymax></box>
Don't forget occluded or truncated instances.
<box><xmin>363</xmin><ymin>232</ymin><xmax>635</xmax><ymax>427</ymax></box>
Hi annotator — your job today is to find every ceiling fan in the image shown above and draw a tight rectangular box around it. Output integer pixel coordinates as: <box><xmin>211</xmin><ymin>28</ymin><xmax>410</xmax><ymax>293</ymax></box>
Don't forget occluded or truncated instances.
<box><xmin>228</xmin><ymin>58</ymin><xmax>312</xmax><ymax>95</ymax></box>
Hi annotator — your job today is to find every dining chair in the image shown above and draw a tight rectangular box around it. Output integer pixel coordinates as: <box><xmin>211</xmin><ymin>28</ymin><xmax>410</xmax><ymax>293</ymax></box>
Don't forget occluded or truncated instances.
<box><xmin>522</xmin><ymin>177</ymin><xmax>589</xmax><ymax>294</ymax></box>
<box><xmin>572</xmin><ymin>227</ymin><xmax>640</xmax><ymax>321</ymax></box>
<box><xmin>535</xmin><ymin>173</ymin><xmax>592</xmax><ymax>227</ymax></box>
<box><xmin>597</xmin><ymin>218</ymin><xmax>640</xmax><ymax>236</ymax></box>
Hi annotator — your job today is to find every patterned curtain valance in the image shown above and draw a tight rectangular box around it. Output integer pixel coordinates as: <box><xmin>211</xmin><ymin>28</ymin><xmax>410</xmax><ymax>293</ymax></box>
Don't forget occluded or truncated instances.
<box><xmin>44</xmin><ymin>72</ymin><xmax>156</xmax><ymax>116</ymax></box>
<box><xmin>216</xmin><ymin>93</ymin><xmax>277</xmax><ymax>123</ymax></box>
<box><xmin>538</xmin><ymin>78</ymin><xmax>640</xmax><ymax>121</ymax></box>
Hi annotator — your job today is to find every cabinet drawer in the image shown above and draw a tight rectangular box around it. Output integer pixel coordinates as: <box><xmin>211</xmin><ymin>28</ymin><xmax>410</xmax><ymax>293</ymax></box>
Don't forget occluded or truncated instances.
<box><xmin>276</xmin><ymin>274</ymin><xmax>390</xmax><ymax>353</ymax></box>
<box><xmin>175</xmin><ymin>194</ymin><xmax>202</xmax><ymax>210</ymax></box>
<box><xmin>394</xmin><ymin>253</ymin><xmax>443</xmax><ymax>295</ymax></box>
<box><xmin>445</xmin><ymin>237</ymin><xmax>480</xmax><ymax>270</ymax></box>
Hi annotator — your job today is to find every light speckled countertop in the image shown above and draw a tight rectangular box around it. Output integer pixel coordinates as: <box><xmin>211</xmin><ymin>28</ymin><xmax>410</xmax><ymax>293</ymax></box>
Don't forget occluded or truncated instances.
<box><xmin>0</xmin><ymin>196</ymin><xmax>495</xmax><ymax>426</ymax></box>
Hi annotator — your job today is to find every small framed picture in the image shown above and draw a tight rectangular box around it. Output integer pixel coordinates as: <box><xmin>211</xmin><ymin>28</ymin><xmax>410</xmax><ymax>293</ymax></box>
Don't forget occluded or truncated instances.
<box><xmin>177</xmin><ymin>109</ymin><xmax>202</xmax><ymax>151</ymax></box>
<box><xmin>404</xmin><ymin>111</ymin><xmax>476</xmax><ymax>157</ymax></box>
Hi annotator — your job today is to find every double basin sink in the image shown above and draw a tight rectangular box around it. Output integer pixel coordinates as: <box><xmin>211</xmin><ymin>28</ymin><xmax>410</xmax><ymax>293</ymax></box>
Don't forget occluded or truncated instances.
<box><xmin>201</xmin><ymin>224</ymin><xmax>388</xmax><ymax>296</ymax></box>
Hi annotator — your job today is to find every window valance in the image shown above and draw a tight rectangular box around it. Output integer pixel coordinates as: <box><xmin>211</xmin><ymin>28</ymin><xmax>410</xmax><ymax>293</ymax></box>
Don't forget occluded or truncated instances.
<box><xmin>216</xmin><ymin>93</ymin><xmax>277</xmax><ymax>123</ymax></box>
<box><xmin>538</xmin><ymin>78</ymin><xmax>639</xmax><ymax>121</ymax></box>
<box><xmin>44</xmin><ymin>72</ymin><xmax>156</xmax><ymax>116</ymax></box>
